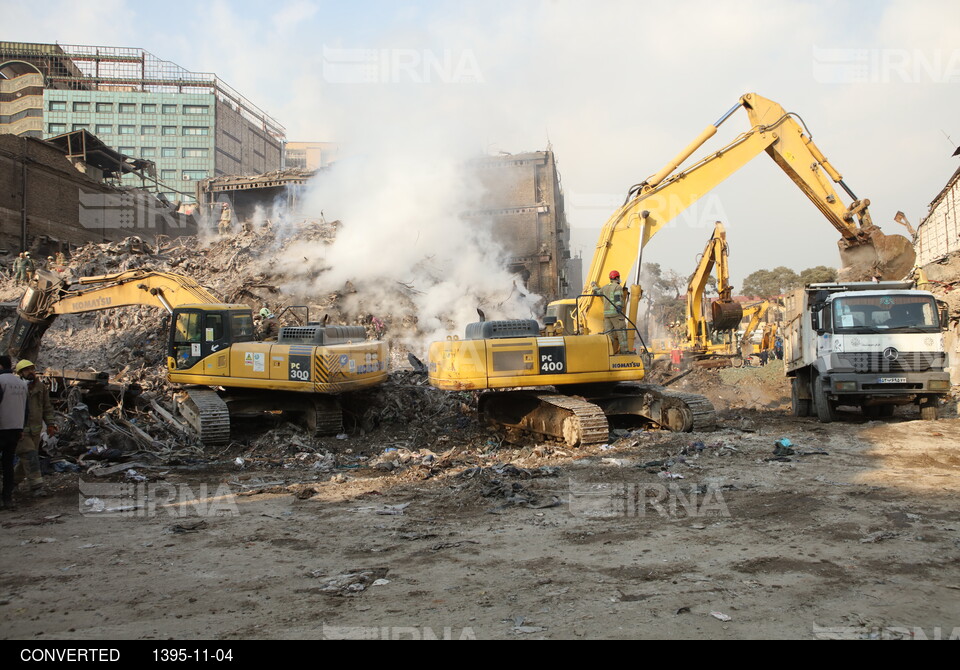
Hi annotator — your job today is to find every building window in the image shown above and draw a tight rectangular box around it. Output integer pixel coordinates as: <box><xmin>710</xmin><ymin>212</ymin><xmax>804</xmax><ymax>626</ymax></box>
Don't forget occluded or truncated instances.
<box><xmin>161</xmin><ymin>170</ymin><xmax>177</xmax><ymax>181</ymax></box>
<box><xmin>47</xmin><ymin>123</ymin><xmax>66</xmax><ymax>134</ymax></box>
<box><xmin>182</xmin><ymin>126</ymin><xmax>209</xmax><ymax>136</ymax></box>
<box><xmin>96</xmin><ymin>102</ymin><xmax>114</xmax><ymax>113</ymax></box>
<box><xmin>182</xmin><ymin>170</ymin><xmax>208</xmax><ymax>181</ymax></box>
<box><xmin>48</xmin><ymin>100</ymin><xmax>66</xmax><ymax>111</ymax></box>
<box><xmin>161</xmin><ymin>126</ymin><xmax>177</xmax><ymax>136</ymax></box>
<box><xmin>73</xmin><ymin>101</ymin><xmax>91</xmax><ymax>112</ymax></box>
<box><xmin>140</xmin><ymin>125</ymin><xmax>157</xmax><ymax>135</ymax></box>
<box><xmin>118</xmin><ymin>147</ymin><xmax>135</xmax><ymax>155</ymax></box>
<box><xmin>182</xmin><ymin>105</ymin><xmax>209</xmax><ymax>115</ymax></box>
<box><xmin>118</xmin><ymin>125</ymin><xmax>136</xmax><ymax>134</ymax></box>
<box><xmin>141</xmin><ymin>147</ymin><xmax>157</xmax><ymax>157</ymax></box>
<box><xmin>162</xmin><ymin>104</ymin><xmax>177</xmax><ymax>114</ymax></box>
<box><xmin>141</xmin><ymin>104</ymin><xmax>157</xmax><ymax>114</ymax></box>
<box><xmin>95</xmin><ymin>124</ymin><xmax>113</xmax><ymax>135</ymax></box>
<box><xmin>72</xmin><ymin>124</ymin><xmax>90</xmax><ymax>132</ymax></box>
<box><xmin>182</xmin><ymin>148</ymin><xmax>209</xmax><ymax>158</ymax></box>
<box><xmin>161</xmin><ymin>147</ymin><xmax>177</xmax><ymax>157</ymax></box>
<box><xmin>118</xmin><ymin>103</ymin><xmax>136</xmax><ymax>114</ymax></box>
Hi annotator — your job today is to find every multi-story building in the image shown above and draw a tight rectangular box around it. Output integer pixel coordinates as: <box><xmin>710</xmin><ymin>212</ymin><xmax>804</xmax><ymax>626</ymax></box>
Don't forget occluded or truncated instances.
<box><xmin>467</xmin><ymin>150</ymin><xmax>576</xmax><ymax>302</ymax></box>
<box><xmin>0</xmin><ymin>42</ymin><xmax>284</xmax><ymax>203</ymax></box>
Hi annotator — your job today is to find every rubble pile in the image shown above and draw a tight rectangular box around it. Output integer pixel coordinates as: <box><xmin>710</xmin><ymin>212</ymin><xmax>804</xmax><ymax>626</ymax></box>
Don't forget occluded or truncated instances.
<box><xmin>0</xmin><ymin>224</ymin><xmax>491</xmax><ymax>475</ymax></box>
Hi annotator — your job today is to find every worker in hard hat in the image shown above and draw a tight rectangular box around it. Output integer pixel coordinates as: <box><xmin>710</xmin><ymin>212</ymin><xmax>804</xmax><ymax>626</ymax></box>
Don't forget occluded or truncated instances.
<box><xmin>14</xmin><ymin>360</ymin><xmax>56</xmax><ymax>497</ymax></box>
<box><xmin>218</xmin><ymin>203</ymin><xmax>232</xmax><ymax>236</ymax></box>
<box><xmin>590</xmin><ymin>270</ymin><xmax>628</xmax><ymax>354</ymax></box>
<box><xmin>256</xmin><ymin>307</ymin><xmax>280</xmax><ymax>341</ymax></box>
<box><xmin>12</xmin><ymin>253</ymin><xmax>26</xmax><ymax>285</ymax></box>
<box><xmin>0</xmin><ymin>355</ymin><xmax>29</xmax><ymax>510</ymax></box>
<box><xmin>23</xmin><ymin>252</ymin><xmax>36</xmax><ymax>282</ymax></box>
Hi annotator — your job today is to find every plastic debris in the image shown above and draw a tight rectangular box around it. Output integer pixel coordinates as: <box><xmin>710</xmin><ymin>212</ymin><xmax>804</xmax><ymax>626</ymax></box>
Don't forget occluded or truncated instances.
<box><xmin>710</xmin><ymin>611</ymin><xmax>732</xmax><ymax>622</ymax></box>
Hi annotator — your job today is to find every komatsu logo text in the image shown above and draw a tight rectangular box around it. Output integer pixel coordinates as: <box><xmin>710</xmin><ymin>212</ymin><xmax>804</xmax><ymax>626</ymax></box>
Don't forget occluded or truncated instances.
<box><xmin>70</xmin><ymin>296</ymin><xmax>113</xmax><ymax>311</ymax></box>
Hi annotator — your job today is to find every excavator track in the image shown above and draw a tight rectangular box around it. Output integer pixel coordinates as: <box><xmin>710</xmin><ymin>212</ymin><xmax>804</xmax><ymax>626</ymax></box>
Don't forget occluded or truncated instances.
<box><xmin>478</xmin><ymin>392</ymin><xmax>610</xmax><ymax>448</ymax></box>
<box><xmin>601</xmin><ymin>383</ymin><xmax>717</xmax><ymax>432</ymax></box>
<box><xmin>176</xmin><ymin>388</ymin><xmax>231</xmax><ymax>446</ymax></box>
<box><xmin>654</xmin><ymin>387</ymin><xmax>718</xmax><ymax>432</ymax></box>
<box><xmin>308</xmin><ymin>396</ymin><xmax>344</xmax><ymax>435</ymax></box>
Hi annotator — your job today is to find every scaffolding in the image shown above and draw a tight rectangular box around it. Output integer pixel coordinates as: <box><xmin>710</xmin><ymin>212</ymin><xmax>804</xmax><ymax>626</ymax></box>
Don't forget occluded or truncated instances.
<box><xmin>0</xmin><ymin>41</ymin><xmax>285</xmax><ymax>142</ymax></box>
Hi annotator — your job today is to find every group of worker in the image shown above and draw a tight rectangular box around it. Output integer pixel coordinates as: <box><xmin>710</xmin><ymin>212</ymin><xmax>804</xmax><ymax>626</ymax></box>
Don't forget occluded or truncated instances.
<box><xmin>12</xmin><ymin>251</ymin><xmax>68</xmax><ymax>285</ymax></box>
<box><xmin>0</xmin><ymin>356</ymin><xmax>56</xmax><ymax>511</ymax></box>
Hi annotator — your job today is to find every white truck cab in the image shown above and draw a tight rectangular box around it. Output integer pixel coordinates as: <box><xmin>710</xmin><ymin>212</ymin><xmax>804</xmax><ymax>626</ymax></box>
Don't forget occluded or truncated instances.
<box><xmin>784</xmin><ymin>281</ymin><xmax>950</xmax><ymax>422</ymax></box>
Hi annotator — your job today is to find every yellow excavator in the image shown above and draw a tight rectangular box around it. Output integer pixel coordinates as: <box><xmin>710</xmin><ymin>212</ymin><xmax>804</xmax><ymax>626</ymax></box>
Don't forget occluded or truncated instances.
<box><xmin>737</xmin><ymin>301</ymin><xmax>776</xmax><ymax>361</ymax></box>
<box><xmin>428</xmin><ymin>93</ymin><xmax>915</xmax><ymax>446</ymax></box>
<box><xmin>668</xmin><ymin>220</ymin><xmax>746</xmax><ymax>367</ymax></box>
<box><xmin>7</xmin><ymin>269</ymin><xmax>387</xmax><ymax>444</ymax></box>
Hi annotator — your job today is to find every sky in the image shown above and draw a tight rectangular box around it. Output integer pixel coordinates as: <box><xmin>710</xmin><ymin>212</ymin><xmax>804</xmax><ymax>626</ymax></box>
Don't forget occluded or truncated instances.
<box><xmin>5</xmin><ymin>0</ymin><xmax>960</xmax><ymax>290</ymax></box>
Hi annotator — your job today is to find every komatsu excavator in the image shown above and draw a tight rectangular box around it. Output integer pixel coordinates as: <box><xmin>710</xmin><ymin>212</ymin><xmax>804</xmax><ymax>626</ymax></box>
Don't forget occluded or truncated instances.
<box><xmin>428</xmin><ymin>93</ymin><xmax>915</xmax><ymax>447</ymax></box>
<box><xmin>7</xmin><ymin>269</ymin><xmax>387</xmax><ymax>444</ymax></box>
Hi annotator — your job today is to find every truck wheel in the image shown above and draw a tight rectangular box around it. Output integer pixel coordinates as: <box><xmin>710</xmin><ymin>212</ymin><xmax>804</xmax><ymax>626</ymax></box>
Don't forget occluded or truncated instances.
<box><xmin>920</xmin><ymin>401</ymin><xmax>939</xmax><ymax>421</ymax></box>
<box><xmin>812</xmin><ymin>375</ymin><xmax>837</xmax><ymax>423</ymax></box>
<box><xmin>791</xmin><ymin>378</ymin><xmax>811</xmax><ymax>417</ymax></box>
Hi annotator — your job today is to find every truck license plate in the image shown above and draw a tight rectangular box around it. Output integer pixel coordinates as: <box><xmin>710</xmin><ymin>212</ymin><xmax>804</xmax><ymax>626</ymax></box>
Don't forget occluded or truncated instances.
<box><xmin>877</xmin><ymin>377</ymin><xmax>907</xmax><ymax>383</ymax></box>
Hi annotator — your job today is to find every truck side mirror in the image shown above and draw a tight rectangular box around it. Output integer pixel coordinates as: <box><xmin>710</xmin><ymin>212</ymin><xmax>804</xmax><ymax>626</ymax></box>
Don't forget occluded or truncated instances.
<box><xmin>810</xmin><ymin>310</ymin><xmax>821</xmax><ymax>332</ymax></box>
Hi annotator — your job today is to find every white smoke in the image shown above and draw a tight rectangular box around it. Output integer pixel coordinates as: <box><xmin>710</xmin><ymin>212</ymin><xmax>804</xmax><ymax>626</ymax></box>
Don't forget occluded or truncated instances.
<box><xmin>268</xmin><ymin>90</ymin><xmax>544</xmax><ymax>352</ymax></box>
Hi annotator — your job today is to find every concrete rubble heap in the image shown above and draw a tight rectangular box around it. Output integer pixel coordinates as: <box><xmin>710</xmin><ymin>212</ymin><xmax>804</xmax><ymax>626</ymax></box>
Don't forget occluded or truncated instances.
<box><xmin>0</xmin><ymin>221</ymin><xmax>479</xmax><ymax>477</ymax></box>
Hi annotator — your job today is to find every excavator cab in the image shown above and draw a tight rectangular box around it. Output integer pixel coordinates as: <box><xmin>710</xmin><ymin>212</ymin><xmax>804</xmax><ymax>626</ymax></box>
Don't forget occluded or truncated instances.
<box><xmin>169</xmin><ymin>305</ymin><xmax>255</xmax><ymax>370</ymax></box>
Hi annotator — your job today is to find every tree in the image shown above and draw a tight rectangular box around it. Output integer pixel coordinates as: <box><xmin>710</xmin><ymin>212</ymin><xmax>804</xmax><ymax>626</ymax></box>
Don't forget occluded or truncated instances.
<box><xmin>742</xmin><ymin>266</ymin><xmax>800</xmax><ymax>299</ymax></box>
<box><xmin>799</xmin><ymin>265</ymin><xmax>838</xmax><ymax>285</ymax></box>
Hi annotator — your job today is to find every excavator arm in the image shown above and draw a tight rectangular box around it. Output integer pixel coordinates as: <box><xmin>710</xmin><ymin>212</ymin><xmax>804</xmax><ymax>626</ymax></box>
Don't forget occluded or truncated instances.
<box><xmin>9</xmin><ymin>269</ymin><xmax>225</xmax><ymax>359</ymax></box>
<box><xmin>739</xmin><ymin>301</ymin><xmax>771</xmax><ymax>354</ymax></box>
<box><xmin>575</xmin><ymin>92</ymin><xmax>914</xmax><ymax>336</ymax></box>
<box><xmin>685</xmin><ymin>221</ymin><xmax>743</xmax><ymax>349</ymax></box>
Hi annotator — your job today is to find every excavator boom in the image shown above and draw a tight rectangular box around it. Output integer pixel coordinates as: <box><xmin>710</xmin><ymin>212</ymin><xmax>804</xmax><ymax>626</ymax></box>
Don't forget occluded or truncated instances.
<box><xmin>579</xmin><ymin>93</ymin><xmax>915</xmax><ymax>336</ymax></box>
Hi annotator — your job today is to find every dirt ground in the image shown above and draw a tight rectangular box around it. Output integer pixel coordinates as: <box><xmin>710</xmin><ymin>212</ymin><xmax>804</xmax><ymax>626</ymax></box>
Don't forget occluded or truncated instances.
<box><xmin>2</xmin><ymin>365</ymin><xmax>959</xmax><ymax>640</ymax></box>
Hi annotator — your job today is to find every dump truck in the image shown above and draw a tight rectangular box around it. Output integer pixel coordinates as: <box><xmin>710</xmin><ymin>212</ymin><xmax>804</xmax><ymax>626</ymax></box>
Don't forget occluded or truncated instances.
<box><xmin>784</xmin><ymin>281</ymin><xmax>950</xmax><ymax>421</ymax></box>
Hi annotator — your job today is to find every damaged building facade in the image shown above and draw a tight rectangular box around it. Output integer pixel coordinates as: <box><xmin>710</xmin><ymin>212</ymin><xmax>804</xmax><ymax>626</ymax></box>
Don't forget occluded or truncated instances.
<box><xmin>916</xmin><ymin>165</ymin><xmax>960</xmax><ymax>268</ymax></box>
<box><xmin>913</xmin><ymin>161</ymin><xmax>960</xmax><ymax>384</ymax></box>
<box><xmin>467</xmin><ymin>150</ymin><xmax>578</xmax><ymax>303</ymax></box>
<box><xmin>0</xmin><ymin>131</ymin><xmax>196</xmax><ymax>256</ymax></box>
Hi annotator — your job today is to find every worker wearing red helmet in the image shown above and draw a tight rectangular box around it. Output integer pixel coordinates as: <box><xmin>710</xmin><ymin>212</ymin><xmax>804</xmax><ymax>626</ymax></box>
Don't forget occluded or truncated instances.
<box><xmin>591</xmin><ymin>270</ymin><xmax>628</xmax><ymax>354</ymax></box>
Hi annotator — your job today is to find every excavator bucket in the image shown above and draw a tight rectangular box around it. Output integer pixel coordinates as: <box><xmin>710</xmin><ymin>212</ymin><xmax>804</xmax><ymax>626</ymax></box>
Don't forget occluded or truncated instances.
<box><xmin>838</xmin><ymin>229</ymin><xmax>916</xmax><ymax>281</ymax></box>
<box><xmin>711</xmin><ymin>300</ymin><xmax>744</xmax><ymax>331</ymax></box>
<box><xmin>6</xmin><ymin>313</ymin><xmax>54</xmax><ymax>361</ymax></box>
